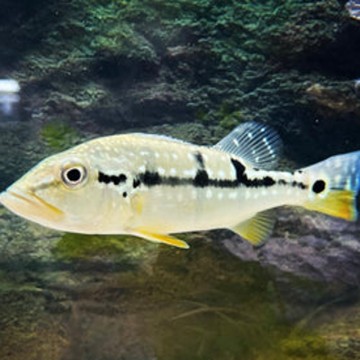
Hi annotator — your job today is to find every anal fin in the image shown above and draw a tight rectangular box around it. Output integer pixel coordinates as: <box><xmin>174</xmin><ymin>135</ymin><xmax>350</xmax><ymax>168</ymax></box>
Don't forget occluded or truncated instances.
<box><xmin>132</xmin><ymin>229</ymin><xmax>190</xmax><ymax>249</ymax></box>
<box><xmin>230</xmin><ymin>210</ymin><xmax>275</xmax><ymax>246</ymax></box>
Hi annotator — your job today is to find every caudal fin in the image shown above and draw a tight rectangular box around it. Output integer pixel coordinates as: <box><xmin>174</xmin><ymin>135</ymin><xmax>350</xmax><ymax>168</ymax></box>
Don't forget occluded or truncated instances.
<box><xmin>302</xmin><ymin>151</ymin><xmax>360</xmax><ymax>221</ymax></box>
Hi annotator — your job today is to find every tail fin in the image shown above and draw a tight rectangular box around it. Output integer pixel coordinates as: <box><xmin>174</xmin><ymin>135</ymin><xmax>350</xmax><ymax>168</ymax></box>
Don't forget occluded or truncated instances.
<box><xmin>302</xmin><ymin>151</ymin><xmax>360</xmax><ymax>221</ymax></box>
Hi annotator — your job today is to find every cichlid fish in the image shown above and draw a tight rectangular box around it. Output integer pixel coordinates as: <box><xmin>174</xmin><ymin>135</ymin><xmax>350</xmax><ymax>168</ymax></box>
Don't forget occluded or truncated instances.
<box><xmin>346</xmin><ymin>0</ymin><xmax>360</xmax><ymax>20</ymax></box>
<box><xmin>0</xmin><ymin>122</ymin><xmax>359</xmax><ymax>249</ymax></box>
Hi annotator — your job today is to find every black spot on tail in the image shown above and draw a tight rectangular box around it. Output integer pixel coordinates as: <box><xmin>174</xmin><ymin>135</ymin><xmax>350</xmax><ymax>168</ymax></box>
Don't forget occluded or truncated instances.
<box><xmin>312</xmin><ymin>180</ymin><xmax>326</xmax><ymax>194</ymax></box>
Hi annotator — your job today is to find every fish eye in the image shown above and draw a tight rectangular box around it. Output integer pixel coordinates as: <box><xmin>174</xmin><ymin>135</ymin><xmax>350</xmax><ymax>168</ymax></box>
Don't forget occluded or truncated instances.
<box><xmin>61</xmin><ymin>165</ymin><xmax>87</xmax><ymax>187</ymax></box>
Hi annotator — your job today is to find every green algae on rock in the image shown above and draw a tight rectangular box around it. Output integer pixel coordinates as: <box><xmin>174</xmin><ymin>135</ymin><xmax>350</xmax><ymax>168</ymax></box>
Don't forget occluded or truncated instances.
<box><xmin>40</xmin><ymin>121</ymin><xmax>81</xmax><ymax>151</ymax></box>
<box><xmin>3</xmin><ymin>0</ymin><xmax>357</xmax><ymax>163</ymax></box>
<box><xmin>53</xmin><ymin>233</ymin><xmax>157</xmax><ymax>265</ymax></box>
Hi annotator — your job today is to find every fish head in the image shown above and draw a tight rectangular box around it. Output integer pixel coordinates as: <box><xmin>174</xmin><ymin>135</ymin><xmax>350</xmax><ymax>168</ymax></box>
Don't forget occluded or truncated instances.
<box><xmin>0</xmin><ymin>151</ymin><xmax>109</xmax><ymax>233</ymax></box>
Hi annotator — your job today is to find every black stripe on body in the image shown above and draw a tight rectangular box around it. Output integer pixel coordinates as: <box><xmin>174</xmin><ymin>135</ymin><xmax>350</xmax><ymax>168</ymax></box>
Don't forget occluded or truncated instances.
<box><xmin>138</xmin><ymin>171</ymin><xmax>242</xmax><ymax>188</ymax></box>
<box><xmin>99</xmin><ymin>157</ymin><xmax>308</xmax><ymax>191</ymax></box>
<box><xmin>99</xmin><ymin>172</ymin><xmax>127</xmax><ymax>185</ymax></box>
<box><xmin>140</xmin><ymin>171</ymin><xmax>161</xmax><ymax>186</ymax></box>
<box><xmin>230</xmin><ymin>158</ymin><xmax>283</xmax><ymax>188</ymax></box>
<box><xmin>194</xmin><ymin>151</ymin><xmax>205</xmax><ymax>169</ymax></box>
<box><xmin>231</xmin><ymin>159</ymin><xmax>305</xmax><ymax>189</ymax></box>
<box><xmin>194</xmin><ymin>170</ymin><xmax>209</xmax><ymax>187</ymax></box>
<box><xmin>133</xmin><ymin>178</ymin><xmax>141</xmax><ymax>188</ymax></box>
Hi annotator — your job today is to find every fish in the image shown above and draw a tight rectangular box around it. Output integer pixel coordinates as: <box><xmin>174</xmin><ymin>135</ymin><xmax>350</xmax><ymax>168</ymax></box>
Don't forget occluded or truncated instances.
<box><xmin>346</xmin><ymin>0</ymin><xmax>360</xmax><ymax>20</ymax></box>
<box><xmin>0</xmin><ymin>122</ymin><xmax>359</xmax><ymax>249</ymax></box>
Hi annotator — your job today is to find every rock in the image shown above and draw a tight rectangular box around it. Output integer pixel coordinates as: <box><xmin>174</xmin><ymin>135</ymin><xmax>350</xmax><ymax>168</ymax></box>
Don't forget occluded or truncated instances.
<box><xmin>222</xmin><ymin>209</ymin><xmax>360</xmax><ymax>289</ymax></box>
<box><xmin>1</xmin><ymin>0</ymin><xmax>359</xmax><ymax>165</ymax></box>
<box><xmin>306</xmin><ymin>82</ymin><xmax>360</xmax><ymax>119</ymax></box>
<box><xmin>317</xmin><ymin>302</ymin><xmax>360</xmax><ymax>359</ymax></box>
<box><xmin>128</xmin><ymin>84</ymin><xmax>193</xmax><ymax>125</ymax></box>
<box><xmin>265</xmin><ymin>0</ymin><xmax>342</xmax><ymax>62</ymax></box>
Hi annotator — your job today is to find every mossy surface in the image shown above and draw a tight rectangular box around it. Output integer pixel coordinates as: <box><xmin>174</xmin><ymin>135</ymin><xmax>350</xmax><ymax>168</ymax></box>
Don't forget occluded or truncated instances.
<box><xmin>53</xmin><ymin>233</ymin><xmax>157</xmax><ymax>264</ymax></box>
<box><xmin>40</xmin><ymin>121</ymin><xmax>81</xmax><ymax>151</ymax></box>
<box><xmin>0</xmin><ymin>235</ymin><xmax>357</xmax><ymax>360</ymax></box>
<box><xmin>2</xmin><ymin>0</ymin><xmax>357</xmax><ymax>161</ymax></box>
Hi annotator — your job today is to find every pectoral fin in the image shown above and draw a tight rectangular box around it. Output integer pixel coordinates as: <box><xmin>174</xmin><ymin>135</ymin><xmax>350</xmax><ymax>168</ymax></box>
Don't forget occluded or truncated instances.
<box><xmin>132</xmin><ymin>229</ymin><xmax>190</xmax><ymax>249</ymax></box>
<box><xmin>230</xmin><ymin>210</ymin><xmax>275</xmax><ymax>246</ymax></box>
<box><xmin>130</xmin><ymin>193</ymin><xmax>144</xmax><ymax>215</ymax></box>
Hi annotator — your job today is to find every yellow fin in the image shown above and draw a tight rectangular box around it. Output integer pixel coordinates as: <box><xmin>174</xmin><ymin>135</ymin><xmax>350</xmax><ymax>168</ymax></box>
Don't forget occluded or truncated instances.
<box><xmin>304</xmin><ymin>190</ymin><xmax>356</xmax><ymax>221</ymax></box>
<box><xmin>133</xmin><ymin>229</ymin><xmax>190</xmax><ymax>249</ymax></box>
<box><xmin>230</xmin><ymin>210</ymin><xmax>275</xmax><ymax>246</ymax></box>
<box><xmin>301</xmin><ymin>151</ymin><xmax>360</xmax><ymax>221</ymax></box>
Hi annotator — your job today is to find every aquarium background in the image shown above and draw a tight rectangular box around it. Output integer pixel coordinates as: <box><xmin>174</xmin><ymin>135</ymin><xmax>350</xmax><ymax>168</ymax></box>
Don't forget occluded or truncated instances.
<box><xmin>1</xmin><ymin>0</ymin><xmax>360</xmax><ymax>359</ymax></box>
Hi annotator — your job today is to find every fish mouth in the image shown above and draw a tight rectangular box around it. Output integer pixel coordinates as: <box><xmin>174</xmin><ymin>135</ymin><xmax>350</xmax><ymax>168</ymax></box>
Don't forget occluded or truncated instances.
<box><xmin>0</xmin><ymin>187</ymin><xmax>64</xmax><ymax>224</ymax></box>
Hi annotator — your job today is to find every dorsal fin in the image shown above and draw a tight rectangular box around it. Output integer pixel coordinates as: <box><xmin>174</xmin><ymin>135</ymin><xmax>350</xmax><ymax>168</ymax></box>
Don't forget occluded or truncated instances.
<box><xmin>229</xmin><ymin>210</ymin><xmax>275</xmax><ymax>246</ymax></box>
<box><xmin>214</xmin><ymin>122</ymin><xmax>282</xmax><ymax>170</ymax></box>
